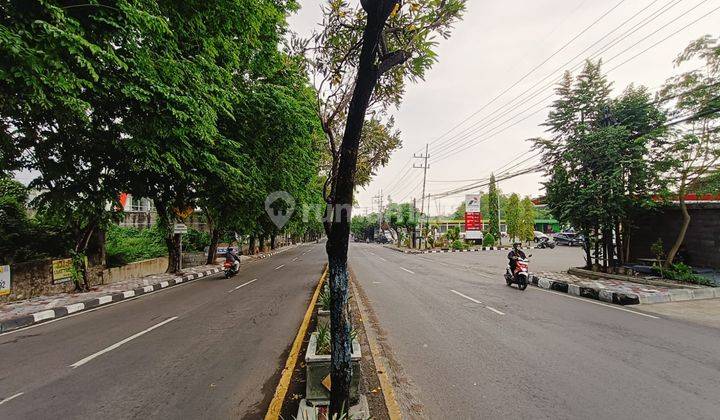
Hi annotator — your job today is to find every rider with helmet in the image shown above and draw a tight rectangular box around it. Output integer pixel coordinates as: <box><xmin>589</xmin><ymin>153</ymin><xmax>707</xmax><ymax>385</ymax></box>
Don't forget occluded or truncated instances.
<box><xmin>508</xmin><ymin>242</ymin><xmax>526</xmax><ymax>274</ymax></box>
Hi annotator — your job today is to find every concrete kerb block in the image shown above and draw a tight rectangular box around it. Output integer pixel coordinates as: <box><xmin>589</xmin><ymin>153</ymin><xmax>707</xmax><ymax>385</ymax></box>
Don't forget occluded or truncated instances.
<box><xmin>568</xmin><ymin>284</ymin><xmax>581</xmax><ymax>296</ymax></box>
<box><xmin>638</xmin><ymin>293</ymin><xmax>671</xmax><ymax>304</ymax></box>
<box><xmin>690</xmin><ymin>288</ymin><xmax>716</xmax><ymax>300</ymax></box>
<box><xmin>598</xmin><ymin>289</ymin><xmax>614</xmax><ymax>303</ymax></box>
<box><xmin>537</xmin><ymin>277</ymin><xmax>552</xmax><ymax>289</ymax></box>
<box><xmin>668</xmin><ymin>288</ymin><xmax>693</xmax><ymax>302</ymax></box>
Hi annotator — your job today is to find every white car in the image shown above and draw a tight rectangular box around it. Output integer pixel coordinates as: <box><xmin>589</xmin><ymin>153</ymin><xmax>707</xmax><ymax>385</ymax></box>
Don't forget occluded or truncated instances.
<box><xmin>534</xmin><ymin>231</ymin><xmax>550</xmax><ymax>242</ymax></box>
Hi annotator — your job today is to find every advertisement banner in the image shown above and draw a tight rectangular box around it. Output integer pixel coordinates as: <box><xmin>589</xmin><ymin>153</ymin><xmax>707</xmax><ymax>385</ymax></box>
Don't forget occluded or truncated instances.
<box><xmin>0</xmin><ymin>265</ymin><xmax>10</xmax><ymax>296</ymax></box>
<box><xmin>464</xmin><ymin>194</ymin><xmax>483</xmax><ymax>232</ymax></box>
<box><xmin>52</xmin><ymin>258</ymin><xmax>74</xmax><ymax>283</ymax></box>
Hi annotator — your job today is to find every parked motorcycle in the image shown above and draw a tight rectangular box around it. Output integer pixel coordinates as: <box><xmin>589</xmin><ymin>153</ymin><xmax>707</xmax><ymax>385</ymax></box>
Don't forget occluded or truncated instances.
<box><xmin>537</xmin><ymin>237</ymin><xmax>556</xmax><ymax>249</ymax></box>
<box><xmin>505</xmin><ymin>256</ymin><xmax>532</xmax><ymax>290</ymax></box>
<box><xmin>223</xmin><ymin>260</ymin><xmax>239</xmax><ymax>278</ymax></box>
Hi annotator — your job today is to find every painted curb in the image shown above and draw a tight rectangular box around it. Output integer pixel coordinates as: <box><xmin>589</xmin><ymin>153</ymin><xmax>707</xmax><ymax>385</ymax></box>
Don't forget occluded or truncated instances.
<box><xmin>0</xmin><ymin>268</ymin><xmax>222</xmax><ymax>334</ymax></box>
<box><xmin>532</xmin><ymin>275</ymin><xmax>718</xmax><ymax>305</ymax></box>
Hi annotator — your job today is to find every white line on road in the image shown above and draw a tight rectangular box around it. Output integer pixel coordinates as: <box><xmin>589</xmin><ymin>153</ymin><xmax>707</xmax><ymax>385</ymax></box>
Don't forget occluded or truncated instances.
<box><xmin>450</xmin><ymin>290</ymin><xmax>482</xmax><ymax>304</ymax></box>
<box><xmin>400</xmin><ymin>267</ymin><xmax>415</xmax><ymax>274</ymax></box>
<box><xmin>485</xmin><ymin>306</ymin><xmax>505</xmax><ymax>315</ymax></box>
<box><xmin>530</xmin><ymin>287</ymin><xmax>659</xmax><ymax>319</ymax></box>
<box><xmin>292</xmin><ymin>257</ymin><xmax>298</xmax><ymax>262</ymax></box>
<box><xmin>0</xmin><ymin>392</ymin><xmax>23</xmax><ymax>406</ymax></box>
<box><xmin>70</xmin><ymin>317</ymin><xmax>178</xmax><ymax>368</ymax></box>
<box><xmin>274</xmin><ymin>264</ymin><xmax>285</xmax><ymax>270</ymax></box>
<box><xmin>378</xmin><ymin>256</ymin><xmax>387</xmax><ymax>262</ymax></box>
<box><xmin>228</xmin><ymin>278</ymin><xmax>258</xmax><ymax>293</ymax></box>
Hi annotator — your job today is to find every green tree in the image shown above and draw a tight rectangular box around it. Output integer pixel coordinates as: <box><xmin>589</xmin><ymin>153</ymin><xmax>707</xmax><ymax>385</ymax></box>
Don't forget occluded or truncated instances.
<box><xmin>504</xmin><ymin>193</ymin><xmax>521</xmax><ymax>242</ymax></box>
<box><xmin>520</xmin><ymin>197</ymin><xmax>535</xmax><ymax>243</ymax></box>
<box><xmin>306</xmin><ymin>2</ymin><xmax>466</xmax><ymax>413</ymax></box>
<box><xmin>660</xmin><ymin>35</ymin><xmax>720</xmax><ymax>267</ymax></box>
<box><xmin>487</xmin><ymin>174</ymin><xmax>501</xmax><ymax>243</ymax></box>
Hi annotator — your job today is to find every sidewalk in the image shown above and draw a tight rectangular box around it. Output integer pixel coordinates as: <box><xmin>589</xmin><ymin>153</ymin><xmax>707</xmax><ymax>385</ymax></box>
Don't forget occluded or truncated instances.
<box><xmin>535</xmin><ymin>271</ymin><xmax>720</xmax><ymax>305</ymax></box>
<box><xmin>0</xmin><ymin>245</ymin><xmax>298</xmax><ymax>333</ymax></box>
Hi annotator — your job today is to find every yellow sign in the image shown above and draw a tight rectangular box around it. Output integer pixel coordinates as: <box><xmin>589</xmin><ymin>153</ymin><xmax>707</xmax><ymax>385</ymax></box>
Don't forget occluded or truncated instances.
<box><xmin>322</xmin><ymin>374</ymin><xmax>332</xmax><ymax>391</ymax></box>
<box><xmin>0</xmin><ymin>265</ymin><xmax>10</xmax><ymax>296</ymax></box>
<box><xmin>52</xmin><ymin>258</ymin><xmax>74</xmax><ymax>282</ymax></box>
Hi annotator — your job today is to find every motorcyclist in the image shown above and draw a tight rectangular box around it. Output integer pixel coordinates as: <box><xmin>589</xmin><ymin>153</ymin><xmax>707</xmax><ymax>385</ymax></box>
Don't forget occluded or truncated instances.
<box><xmin>508</xmin><ymin>242</ymin><xmax>526</xmax><ymax>274</ymax></box>
<box><xmin>225</xmin><ymin>247</ymin><xmax>241</xmax><ymax>272</ymax></box>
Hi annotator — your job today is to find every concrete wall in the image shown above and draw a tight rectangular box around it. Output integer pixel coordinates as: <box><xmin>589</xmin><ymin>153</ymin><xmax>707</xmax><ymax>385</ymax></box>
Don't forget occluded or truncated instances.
<box><xmin>101</xmin><ymin>257</ymin><xmax>169</xmax><ymax>285</ymax></box>
<box><xmin>629</xmin><ymin>202</ymin><xmax>720</xmax><ymax>268</ymax></box>
<box><xmin>118</xmin><ymin>211</ymin><xmax>208</xmax><ymax>232</ymax></box>
<box><xmin>2</xmin><ymin>252</ymin><xmax>210</xmax><ymax>303</ymax></box>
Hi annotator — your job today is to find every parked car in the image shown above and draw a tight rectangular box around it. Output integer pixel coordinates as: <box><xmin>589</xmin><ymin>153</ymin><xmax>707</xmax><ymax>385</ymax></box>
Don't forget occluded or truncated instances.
<box><xmin>375</xmin><ymin>235</ymin><xmax>389</xmax><ymax>244</ymax></box>
<box><xmin>552</xmin><ymin>233</ymin><xmax>578</xmax><ymax>246</ymax></box>
<box><xmin>533</xmin><ymin>231</ymin><xmax>550</xmax><ymax>242</ymax></box>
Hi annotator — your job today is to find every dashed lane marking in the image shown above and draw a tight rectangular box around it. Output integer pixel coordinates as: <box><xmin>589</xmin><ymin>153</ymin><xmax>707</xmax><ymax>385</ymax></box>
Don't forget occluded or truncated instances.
<box><xmin>0</xmin><ymin>393</ymin><xmax>23</xmax><ymax>406</ymax></box>
<box><xmin>274</xmin><ymin>264</ymin><xmax>285</xmax><ymax>270</ymax></box>
<box><xmin>485</xmin><ymin>306</ymin><xmax>505</xmax><ymax>315</ymax></box>
<box><xmin>400</xmin><ymin>267</ymin><xmax>415</xmax><ymax>274</ymax></box>
<box><xmin>450</xmin><ymin>289</ymin><xmax>482</xmax><ymax>304</ymax></box>
<box><xmin>70</xmin><ymin>317</ymin><xmax>178</xmax><ymax>368</ymax></box>
<box><xmin>228</xmin><ymin>278</ymin><xmax>258</xmax><ymax>293</ymax></box>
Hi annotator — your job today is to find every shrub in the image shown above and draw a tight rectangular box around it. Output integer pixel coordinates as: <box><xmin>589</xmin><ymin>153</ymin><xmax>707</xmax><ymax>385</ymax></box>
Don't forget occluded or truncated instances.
<box><xmin>482</xmin><ymin>232</ymin><xmax>496</xmax><ymax>247</ymax></box>
<box><xmin>652</xmin><ymin>262</ymin><xmax>714</xmax><ymax>287</ymax></box>
<box><xmin>319</xmin><ymin>289</ymin><xmax>331</xmax><ymax>311</ymax></box>
<box><xmin>315</xmin><ymin>323</ymin><xmax>357</xmax><ymax>356</ymax></box>
<box><xmin>105</xmin><ymin>225</ymin><xmax>166</xmax><ymax>267</ymax></box>
<box><xmin>184</xmin><ymin>228</ymin><xmax>210</xmax><ymax>252</ymax></box>
<box><xmin>451</xmin><ymin>239</ymin><xmax>465</xmax><ymax>250</ymax></box>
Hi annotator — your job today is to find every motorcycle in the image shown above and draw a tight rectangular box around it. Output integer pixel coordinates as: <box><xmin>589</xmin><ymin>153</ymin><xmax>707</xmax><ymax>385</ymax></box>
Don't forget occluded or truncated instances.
<box><xmin>505</xmin><ymin>256</ymin><xmax>532</xmax><ymax>290</ymax></box>
<box><xmin>223</xmin><ymin>260</ymin><xmax>239</xmax><ymax>278</ymax></box>
<box><xmin>537</xmin><ymin>237</ymin><xmax>556</xmax><ymax>249</ymax></box>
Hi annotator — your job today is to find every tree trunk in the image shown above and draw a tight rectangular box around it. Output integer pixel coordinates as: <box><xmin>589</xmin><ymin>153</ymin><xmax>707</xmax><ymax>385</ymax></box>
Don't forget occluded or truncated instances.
<box><xmin>665</xmin><ymin>191</ymin><xmax>690</xmax><ymax>268</ymax></box>
<box><xmin>249</xmin><ymin>235</ymin><xmax>256</xmax><ymax>255</ymax></box>
<box><xmin>583</xmin><ymin>230</ymin><xmax>591</xmax><ymax>269</ymax></box>
<box><xmin>156</xmin><ymin>202</ymin><xmax>181</xmax><ymax>273</ymax></box>
<box><xmin>207</xmin><ymin>227</ymin><xmax>220</xmax><ymax>265</ymax></box>
<box><xmin>259</xmin><ymin>236</ymin><xmax>265</xmax><ymax>253</ymax></box>
<box><xmin>603</xmin><ymin>227</ymin><xmax>613</xmax><ymax>271</ymax></box>
<box><xmin>325</xmin><ymin>2</ymin><xmax>400</xmax><ymax>416</ymax></box>
<box><xmin>615</xmin><ymin>222</ymin><xmax>623</xmax><ymax>266</ymax></box>
<box><xmin>270</xmin><ymin>234</ymin><xmax>276</xmax><ymax>250</ymax></box>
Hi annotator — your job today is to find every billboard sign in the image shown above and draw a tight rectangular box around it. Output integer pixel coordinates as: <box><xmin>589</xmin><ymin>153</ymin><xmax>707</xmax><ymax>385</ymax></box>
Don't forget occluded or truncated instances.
<box><xmin>0</xmin><ymin>265</ymin><xmax>10</xmax><ymax>296</ymax></box>
<box><xmin>465</xmin><ymin>194</ymin><xmax>483</xmax><ymax>239</ymax></box>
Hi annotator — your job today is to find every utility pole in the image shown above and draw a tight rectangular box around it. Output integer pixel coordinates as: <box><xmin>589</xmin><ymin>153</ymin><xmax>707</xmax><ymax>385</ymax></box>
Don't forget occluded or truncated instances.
<box><xmin>413</xmin><ymin>144</ymin><xmax>429</xmax><ymax>248</ymax></box>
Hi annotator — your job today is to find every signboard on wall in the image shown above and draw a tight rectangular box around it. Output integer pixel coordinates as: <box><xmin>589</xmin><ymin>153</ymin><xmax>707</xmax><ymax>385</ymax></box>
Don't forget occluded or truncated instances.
<box><xmin>52</xmin><ymin>258</ymin><xmax>74</xmax><ymax>283</ymax></box>
<box><xmin>465</xmin><ymin>194</ymin><xmax>483</xmax><ymax>240</ymax></box>
<box><xmin>0</xmin><ymin>265</ymin><xmax>10</xmax><ymax>296</ymax></box>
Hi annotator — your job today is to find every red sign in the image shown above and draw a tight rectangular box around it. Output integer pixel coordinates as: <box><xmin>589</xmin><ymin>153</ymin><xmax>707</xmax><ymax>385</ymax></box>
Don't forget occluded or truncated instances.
<box><xmin>465</xmin><ymin>212</ymin><xmax>483</xmax><ymax>231</ymax></box>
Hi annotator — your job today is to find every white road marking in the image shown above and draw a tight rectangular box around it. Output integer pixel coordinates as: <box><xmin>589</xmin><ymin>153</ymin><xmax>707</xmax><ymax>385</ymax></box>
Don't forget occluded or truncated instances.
<box><xmin>400</xmin><ymin>267</ymin><xmax>415</xmax><ymax>274</ymax></box>
<box><xmin>378</xmin><ymin>257</ymin><xmax>387</xmax><ymax>262</ymax></box>
<box><xmin>0</xmin><ymin>392</ymin><xmax>23</xmax><ymax>406</ymax></box>
<box><xmin>274</xmin><ymin>264</ymin><xmax>285</xmax><ymax>270</ymax></box>
<box><xmin>70</xmin><ymin>317</ymin><xmax>178</xmax><ymax>368</ymax></box>
<box><xmin>372</xmin><ymin>281</ymin><xmax>382</xmax><ymax>284</ymax></box>
<box><xmin>292</xmin><ymin>257</ymin><xmax>298</xmax><ymax>262</ymax></box>
<box><xmin>450</xmin><ymin>290</ymin><xmax>482</xmax><ymax>304</ymax></box>
<box><xmin>485</xmin><ymin>306</ymin><xmax>505</xmax><ymax>315</ymax></box>
<box><xmin>228</xmin><ymin>278</ymin><xmax>258</xmax><ymax>293</ymax></box>
<box><xmin>530</xmin><ymin>287</ymin><xmax>659</xmax><ymax>319</ymax></box>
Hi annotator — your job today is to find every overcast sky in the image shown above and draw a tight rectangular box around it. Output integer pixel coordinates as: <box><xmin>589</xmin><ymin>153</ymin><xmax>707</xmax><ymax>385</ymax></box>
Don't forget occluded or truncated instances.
<box><xmin>289</xmin><ymin>0</ymin><xmax>720</xmax><ymax>216</ymax></box>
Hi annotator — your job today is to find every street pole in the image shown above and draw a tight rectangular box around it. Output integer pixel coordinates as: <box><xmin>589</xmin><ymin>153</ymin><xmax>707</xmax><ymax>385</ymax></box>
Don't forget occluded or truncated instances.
<box><xmin>414</xmin><ymin>144</ymin><xmax>429</xmax><ymax>248</ymax></box>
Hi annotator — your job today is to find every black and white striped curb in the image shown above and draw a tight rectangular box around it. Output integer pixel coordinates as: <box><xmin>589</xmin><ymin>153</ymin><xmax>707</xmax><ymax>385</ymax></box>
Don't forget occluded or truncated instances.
<box><xmin>0</xmin><ymin>267</ymin><xmax>222</xmax><ymax>334</ymax></box>
<box><xmin>384</xmin><ymin>245</ymin><xmax>538</xmax><ymax>255</ymax></box>
<box><xmin>530</xmin><ymin>275</ymin><xmax>641</xmax><ymax>305</ymax></box>
<box><xmin>530</xmin><ymin>275</ymin><xmax>719</xmax><ymax>305</ymax></box>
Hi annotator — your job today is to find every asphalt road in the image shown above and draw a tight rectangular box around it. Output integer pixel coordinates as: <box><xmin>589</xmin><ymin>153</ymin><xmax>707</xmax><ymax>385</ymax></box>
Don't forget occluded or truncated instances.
<box><xmin>349</xmin><ymin>243</ymin><xmax>720</xmax><ymax>420</ymax></box>
<box><xmin>0</xmin><ymin>243</ymin><xmax>326</xmax><ymax>419</ymax></box>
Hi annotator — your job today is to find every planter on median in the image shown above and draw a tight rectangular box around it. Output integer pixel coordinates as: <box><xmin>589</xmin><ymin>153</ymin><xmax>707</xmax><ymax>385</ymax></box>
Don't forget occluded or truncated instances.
<box><xmin>317</xmin><ymin>309</ymin><xmax>329</xmax><ymax>327</ymax></box>
<box><xmin>305</xmin><ymin>331</ymin><xmax>361</xmax><ymax>403</ymax></box>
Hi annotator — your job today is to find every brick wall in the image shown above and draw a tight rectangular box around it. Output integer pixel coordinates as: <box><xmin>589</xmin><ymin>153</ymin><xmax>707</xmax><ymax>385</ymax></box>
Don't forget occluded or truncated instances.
<box><xmin>629</xmin><ymin>202</ymin><xmax>720</xmax><ymax>268</ymax></box>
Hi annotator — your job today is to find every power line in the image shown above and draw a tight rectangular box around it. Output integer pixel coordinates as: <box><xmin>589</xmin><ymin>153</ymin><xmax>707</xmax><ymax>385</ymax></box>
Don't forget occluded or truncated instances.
<box><xmin>420</xmin><ymin>0</ymin><xmax>630</xmax><ymax>152</ymax></box>
<box><xmin>430</xmin><ymin>0</ymin><xmax>716</xmax><ymax>163</ymax></box>
<box><xmin>429</xmin><ymin>0</ymin><xmax>685</xmax><ymax>160</ymax></box>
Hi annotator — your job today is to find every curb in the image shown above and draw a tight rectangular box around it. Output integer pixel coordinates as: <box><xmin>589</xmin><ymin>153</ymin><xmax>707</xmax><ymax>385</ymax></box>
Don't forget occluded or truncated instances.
<box><xmin>265</xmin><ymin>265</ymin><xmax>327</xmax><ymax>420</ymax></box>
<box><xmin>530</xmin><ymin>275</ymin><xmax>720</xmax><ymax>305</ymax></box>
<box><xmin>0</xmin><ymin>267</ymin><xmax>222</xmax><ymax>334</ymax></box>
<box><xmin>384</xmin><ymin>245</ymin><xmax>538</xmax><ymax>254</ymax></box>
